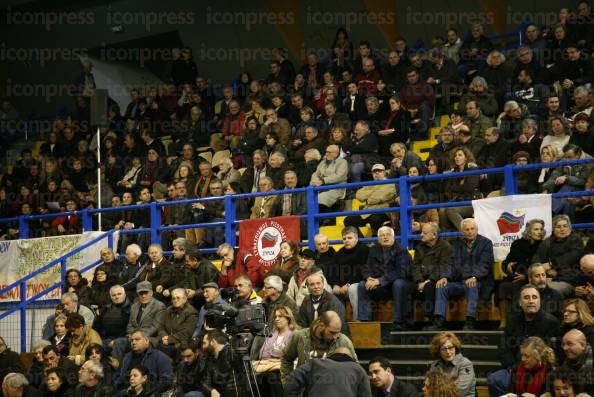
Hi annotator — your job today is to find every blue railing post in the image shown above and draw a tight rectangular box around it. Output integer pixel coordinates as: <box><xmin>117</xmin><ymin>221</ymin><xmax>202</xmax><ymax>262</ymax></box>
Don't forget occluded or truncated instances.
<box><xmin>107</xmin><ymin>231</ymin><xmax>114</xmax><ymax>250</ymax></box>
<box><xmin>18</xmin><ymin>215</ymin><xmax>29</xmax><ymax>239</ymax></box>
<box><xmin>398</xmin><ymin>176</ymin><xmax>412</xmax><ymax>249</ymax></box>
<box><xmin>19</xmin><ymin>282</ymin><xmax>27</xmax><ymax>352</ymax></box>
<box><xmin>503</xmin><ymin>164</ymin><xmax>518</xmax><ymax>196</ymax></box>
<box><xmin>306</xmin><ymin>187</ymin><xmax>319</xmax><ymax>250</ymax></box>
<box><xmin>61</xmin><ymin>259</ymin><xmax>67</xmax><ymax>286</ymax></box>
<box><xmin>81</xmin><ymin>209</ymin><xmax>93</xmax><ymax>232</ymax></box>
<box><xmin>224</xmin><ymin>195</ymin><xmax>236</xmax><ymax>247</ymax></box>
<box><xmin>149</xmin><ymin>202</ymin><xmax>161</xmax><ymax>245</ymax></box>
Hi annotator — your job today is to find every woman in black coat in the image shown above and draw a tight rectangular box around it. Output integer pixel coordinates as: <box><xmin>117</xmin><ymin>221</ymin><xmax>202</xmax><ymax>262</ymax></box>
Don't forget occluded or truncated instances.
<box><xmin>497</xmin><ymin>219</ymin><xmax>545</xmax><ymax>328</ymax></box>
<box><xmin>42</xmin><ymin>368</ymin><xmax>74</xmax><ymax>397</ymax></box>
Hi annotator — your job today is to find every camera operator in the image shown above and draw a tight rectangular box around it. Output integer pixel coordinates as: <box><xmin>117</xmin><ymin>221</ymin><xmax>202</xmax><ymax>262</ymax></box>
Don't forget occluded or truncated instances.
<box><xmin>201</xmin><ymin>330</ymin><xmax>244</xmax><ymax>397</ymax></box>
<box><xmin>232</xmin><ymin>275</ymin><xmax>263</xmax><ymax>306</ymax></box>
<box><xmin>192</xmin><ymin>283</ymin><xmax>226</xmax><ymax>339</ymax></box>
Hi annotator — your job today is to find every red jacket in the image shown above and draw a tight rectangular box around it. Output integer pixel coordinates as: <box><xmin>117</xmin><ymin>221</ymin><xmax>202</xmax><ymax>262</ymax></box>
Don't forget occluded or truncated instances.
<box><xmin>218</xmin><ymin>251</ymin><xmax>262</xmax><ymax>288</ymax></box>
<box><xmin>355</xmin><ymin>70</ymin><xmax>381</xmax><ymax>97</ymax></box>
<box><xmin>51</xmin><ymin>214</ymin><xmax>81</xmax><ymax>233</ymax></box>
<box><xmin>221</xmin><ymin>111</ymin><xmax>247</xmax><ymax>137</ymax></box>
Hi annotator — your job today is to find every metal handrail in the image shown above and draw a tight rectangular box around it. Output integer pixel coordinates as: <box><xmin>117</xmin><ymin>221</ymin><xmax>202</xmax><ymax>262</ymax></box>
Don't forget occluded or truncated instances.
<box><xmin>2</xmin><ymin>157</ymin><xmax>594</xmax><ymax>352</ymax></box>
<box><xmin>0</xmin><ymin>229</ymin><xmax>116</xmax><ymax>352</ymax></box>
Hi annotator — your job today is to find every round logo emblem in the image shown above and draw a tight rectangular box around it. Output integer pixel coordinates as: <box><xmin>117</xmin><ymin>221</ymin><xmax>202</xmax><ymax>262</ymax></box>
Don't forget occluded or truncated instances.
<box><xmin>253</xmin><ymin>221</ymin><xmax>287</xmax><ymax>266</ymax></box>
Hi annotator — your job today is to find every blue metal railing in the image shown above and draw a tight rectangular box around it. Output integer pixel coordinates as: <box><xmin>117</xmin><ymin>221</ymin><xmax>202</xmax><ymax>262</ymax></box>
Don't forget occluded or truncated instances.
<box><xmin>0</xmin><ymin>230</ymin><xmax>115</xmax><ymax>352</ymax></box>
<box><xmin>1</xmin><ymin>158</ymin><xmax>594</xmax><ymax>351</ymax></box>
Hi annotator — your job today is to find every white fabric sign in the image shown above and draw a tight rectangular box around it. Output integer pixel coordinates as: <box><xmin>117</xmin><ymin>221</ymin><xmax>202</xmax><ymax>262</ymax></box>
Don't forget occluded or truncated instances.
<box><xmin>472</xmin><ymin>194</ymin><xmax>552</xmax><ymax>261</ymax></box>
<box><xmin>0</xmin><ymin>232</ymin><xmax>112</xmax><ymax>302</ymax></box>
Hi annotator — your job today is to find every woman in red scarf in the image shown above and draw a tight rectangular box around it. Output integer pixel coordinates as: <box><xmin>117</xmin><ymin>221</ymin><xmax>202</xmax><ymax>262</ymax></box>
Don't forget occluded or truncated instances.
<box><xmin>512</xmin><ymin>336</ymin><xmax>555</xmax><ymax>396</ymax></box>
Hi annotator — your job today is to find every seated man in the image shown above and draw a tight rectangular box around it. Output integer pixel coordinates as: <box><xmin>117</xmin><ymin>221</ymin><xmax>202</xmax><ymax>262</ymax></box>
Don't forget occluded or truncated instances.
<box><xmin>287</xmin><ymin>249</ymin><xmax>329</xmax><ymax>307</ymax></box>
<box><xmin>510</xmin><ymin>263</ymin><xmax>563</xmax><ymax>319</ymax></box>
<box><xmin>94</xmin><ymin>285</ymin><xmax>132</xmax><ymax>352</ymax></box>
<box><xmin>156</xmin><ymin>289</ymin><xmax>198</xmax><ymax>353</ymax></box>
<box><xmin>312</xmin><ymin>233</ymin><xmax>336</xmax><ymax>269</ymax></box>
<box><xmin>343</xmin><ymin>163</ymin><xmax>395</xmax><ymax>236</ymax></box>
<box><xmin>115</xmin><ymin>329</ymin><xmax>174</xmax><ymax>393</ymax></box>
<box><xmin>357</xmin><ymin>226</ymin><xmax>412</xmax><ymax>331</ymax></box>
<box><xmin>310</xmin><ymin>144</ymin><xmax>348</xmax><ymax>214</ymax></box>
<box><xmin>427</xmin><ymin>218</ymin><xmax>494</xmax><ymax>330</ymax></box>
<box><xmin>297</xmin><ymin>273</ymin><xmax>349</xmax><ymax>335</ymax></box>
<box><xmin>75</xmin><ymin>360</ymin><xmax>113</xmax><ymax>397</ymax></box>
<box><xmin>488</xmin><ymin>284</ymin><xmax>560</xmax><ymax>397</ymax></box>
<box><xmin>111</xmin><ymin>281</ymin><xmax>165</xmax><ymax>362</ymax></box>
<box><xmin>41</xmin><ymin>345</ymin><xmax>78</xmax><ymax>387</ymax></box>
<box><xmin>412</xmin><ymin>223</ymin><xmax>452</xmax><ymax>322</ymax></box>
<box><xmin>249</xmin><ymin>176</ymin><xmax>278</xmax><ymax>219</ymax></box>
<box><xmin>232</xmin><ymin>275</ymin><xmax>263</xmax><ymax>305</ymax></box>
<box><xmin>192</xmin><ymin>282</ymin><xmax>226</xmax><ymax>338</ymax></box>
<box><xmin>176</xmin><ymin>341</ymin><xmax>207</xmax><ymax>397</ymax></box>
<box><xmin>559</xmin><ymin>329</ymin><xmax>594</xmax><ymax>395</ymax></box>
<box><xmin>368</xmin><ymin>356</ymin><xmax>418</xmax><ymax>397</ymax></box>
<box><xmin>575</xmin><ymin>254</ymin><xmax>594</xmax><ymax>308</ymax></box>
<box><xmin>262</xmin><ymin>275</ymin><xmax>298</xmax><ymax>329</ymax></box>
<box><xmin>327</xmin><ymin>226</ymin><xmax>369</xmax><ymax>321</ymax></box>
<box><xmin>2</xmin><ymin>373</ymin><xmax>41</xmax><ymax>397</ymax></box>
<box><xmin>60</xmin><ymin>292</ymin><xmax>95</xmax><ymax>329</ymax></box>
<box><xmin>180</xmin><ymin>246</ymin><xmax>218</xmax><ymax>308</ymax></box>
<box><xmin>217</xmin><ymin>243</ymin><xmax>261</xmax><ymax>288</ymax></box>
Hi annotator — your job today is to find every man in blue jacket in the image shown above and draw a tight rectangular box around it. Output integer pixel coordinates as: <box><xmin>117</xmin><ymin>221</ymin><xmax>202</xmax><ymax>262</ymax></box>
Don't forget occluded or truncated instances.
<box><xmin>357</xmin><ymin>226</ymin><xmax>412</xmax><ymax>331</ymax></box>
<box><xmin>114</xmin><ymin>329</ymin><xmax>174</xmax><ymax>393</ymax></box>
<box><xmin>427</xmin><ymin>218</ymin><xmax>494</xmax><ymax>330</ymax></box>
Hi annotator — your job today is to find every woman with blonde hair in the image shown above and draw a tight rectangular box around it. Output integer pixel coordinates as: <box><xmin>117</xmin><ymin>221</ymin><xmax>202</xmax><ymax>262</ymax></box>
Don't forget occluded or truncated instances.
<box><xmin>252</xmin><ymin>305</ymin><xmax>297</xmax><ymax>397</ymax></box>
<box><xmin>538</xmin><ymin>145</ymin><xmax>561</xmax><ymax>192</ymax></box>
<box><xmin>561</xmin><ymin>299</ymin><xmax>594</xmax><ymax>347</ymax></box>
<box><xmin>429</xmin><ymin>332</ymin><xmax>476</xmax><ymax>397</ymax></box>
<box><xmin>423</xmin><ymin>371</ymin><xmax>462</xmax><ymax>397</ymax></box>
<box><xmin>489</xmin><ymin>336</ymin><xmax>555</xmax><ymax>397</ymax></box>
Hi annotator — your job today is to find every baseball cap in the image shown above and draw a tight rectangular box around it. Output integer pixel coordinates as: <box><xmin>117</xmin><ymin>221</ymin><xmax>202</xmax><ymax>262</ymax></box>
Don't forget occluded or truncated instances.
<box><xmin>371</xmin><ymin>164</ymin><xmax>386</xmax><ymax>172</ymax></box>
<box><xmin>136</xmin><ymin>281</ymin><xmax>152</xmax><ymax>293</ymax></box>
<box><xmin>300</xmin><ymin>249</ymin><xmax>316</xmax><ymax>259</ymax></box>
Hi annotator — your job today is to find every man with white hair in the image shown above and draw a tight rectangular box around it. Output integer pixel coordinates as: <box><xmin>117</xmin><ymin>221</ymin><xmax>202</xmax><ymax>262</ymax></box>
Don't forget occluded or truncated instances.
<box><xmin>298</xmin><ymin>273</ymin><xmax>349</xmax><ymax>335</ymax></box>
<box><xmin>427</xmin><ymin>218</ymin><xmax>494</xmax><ymax>331</ymax></box>
<box><xmin>75</xmin><ymin>360</ymin><xmax>113</xmax><ymax>397</ymax></box>
<box><xmin>358</xmin><ymin>226</ymin><xmax>413</xmax><ymax>331</ymax></box>
<box><xmin>94</xmin><ymin>285</ymin><xmax>131</xmax><ymax>356</ymax></box>
<box><xmin>2</xmin><ymin>373</ymin><xmax>40</xmax><ymax>397</ymax></box>
<box><xmin>157</xmin><ymin>288</ymin><xmax>198</xmax><ymax>351</ymax></box>
<box><xmin>60</xmin><ymin>292</ymin><xmax>95</xmax><ymax>329</ymax></box>
<box><xmin>262</xmin><ymin>275</ymin><xmax>298</xmax><ymax>328</ymax></box>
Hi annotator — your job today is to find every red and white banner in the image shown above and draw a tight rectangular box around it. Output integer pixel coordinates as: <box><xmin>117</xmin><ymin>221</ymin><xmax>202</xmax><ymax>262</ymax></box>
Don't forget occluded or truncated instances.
<box><xmin>239</xmin><ymin>216</ymin><xmax>300</xmax><ymax>270</ymax></box>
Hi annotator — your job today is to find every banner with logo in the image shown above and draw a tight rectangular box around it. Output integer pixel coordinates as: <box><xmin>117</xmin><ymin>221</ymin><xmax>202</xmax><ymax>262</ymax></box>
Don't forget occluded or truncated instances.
<box><xmin>472</xmin><ymin>194</ymin><xmax>552</xmax><ymax>261</ymax></box>
<box><xmin>0</xmin><ymin>232</ymin><xmax>111</xmax><ymax>302</ymax></box>
<box><xmin>238</xmin><ymin>216</ymin><xmax>300</xmax><ymax>269</ymax></box>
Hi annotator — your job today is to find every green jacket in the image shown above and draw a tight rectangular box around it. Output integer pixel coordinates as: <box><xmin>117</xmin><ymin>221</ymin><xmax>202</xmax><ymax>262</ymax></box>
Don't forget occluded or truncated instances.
<box><xmin>280</xmin><ymin>327</ymin><xmax>357</xmax><ymax>384</ymax></box>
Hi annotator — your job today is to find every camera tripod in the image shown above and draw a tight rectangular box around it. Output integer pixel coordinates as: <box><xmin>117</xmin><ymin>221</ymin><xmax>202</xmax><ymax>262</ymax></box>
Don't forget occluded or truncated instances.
<box><xmin>230</xmin><ymin>352</ymin><xmax>261</xmax><ymax>397</ymax></box>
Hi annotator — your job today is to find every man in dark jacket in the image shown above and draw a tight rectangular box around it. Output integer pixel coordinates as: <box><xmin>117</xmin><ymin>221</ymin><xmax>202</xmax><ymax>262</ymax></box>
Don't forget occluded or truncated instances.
<box><xmin>0</xmin><ymin>337</ymin><xmax>24</xmax><ymax>396</ymax></box>
<box><xmin>41</xmin><ymin>346</ymin><xmax>78</xmax><ymax>387</ymax></box>
<box><xmin>428</xmin><ymin>218</ymin><xmax>494</xmax><ymax>330</ymax></box>
<box><xmin>201</xmin><ymin>330</ymin><xmax>240</xmax><ymax>397</ymax></box>
<box><xmin>357</xmin><ymin>226</ymin><xmax>412</xmax><ymax>330</ymax></box>
<box><xmin>327</xmin><ymin>227</ymin><xmax>369</xmax><ymax>321</ymax></box>
<box><xmin>429</xmin><ymin>127</ymin><xmax>457</xmax><ymax>169</ymax></box>
<box><xmin>181</xmin><ymin>247</ymin><xmax>219</xmax><ymax>309</ymax></box>
<box><xmin>488</xmin><ymin>284</ymin><xmax>560</xmax><ymax>397</ymax></box>
<box><xmin>510</xmin><ymin>263</ymin><xmax>563</xmax><ymax>318</ymax></box>
<box><xmin>412</xmin><ymin>223</ymin><xmax>452</xmax><ymax>321</ymax></box>
<box><xmin>176</xmin><ymin>341</ymin><xmax>207</xmax><ymax>396</ymax></box>
<box><xmin>262</xmin><ymin>275</ymin><xmax>298</xmax><ymax>329</ymax></box>
<box><xmin>476</xmin><ymin>127</ymin><xmax>510</xmax><ymax>192</ymax></box>
<box><xmin>285</xmin><ymin>348</ymin><xmax>370</xmax><ymax>397</ymax></box>
<box><xmin>115</xmin><ymin>330</ymin><xmax>174</xmax><ymax>393</ymax></box>
<box><xmin>74</xmin><ymin>360</ymin><xmax>114</xmax><ymax>397</ymax></box>
<box><xmin>94</xmin><ymin>285</ymin><xmax>131</xmax><ymax>359</ymax></box>
<box><xmin>298</xmin><ymin>273</ymin><xmax>349</xmax><ymax>336</ymax></box>
<box><xmin>369</xmin><ymin>356</ymin><xmax>418</xmax><ymax>397</ymax></box>
<box><xmin>2</xmin><ymin>373</ymin><xmax>42</xmax><ymax>397</ymax></box>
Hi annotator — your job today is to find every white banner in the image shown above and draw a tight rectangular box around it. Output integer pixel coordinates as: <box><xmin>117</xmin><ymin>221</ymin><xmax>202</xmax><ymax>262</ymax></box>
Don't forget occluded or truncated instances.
<box><xmin>0</xmin><ymin>232</ymin><xmax>112</xmax><ymax>302</ymax></box>
<box><xmin>472</xmin><ymin>194</ymin><xmax>552</xmax><ymax>261</ymax></box>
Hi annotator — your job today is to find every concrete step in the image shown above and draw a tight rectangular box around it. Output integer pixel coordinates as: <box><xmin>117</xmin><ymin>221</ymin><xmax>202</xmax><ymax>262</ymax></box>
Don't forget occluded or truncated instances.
<box><xmin>356</xmin><ymin>344</ymin><xmax>499</xmax><ymax>362</ymax></box>
<box><xmin>389</xmin><ymin>329</ymin><xmax>503</xmax><ymax>346</ymax></box>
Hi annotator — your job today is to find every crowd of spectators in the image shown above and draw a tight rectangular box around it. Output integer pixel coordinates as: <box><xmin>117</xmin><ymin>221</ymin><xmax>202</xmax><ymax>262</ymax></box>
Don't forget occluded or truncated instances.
<box><xmin>1</xmin><ymin>3</ymin><xmax>594</xmax><ymax>397</ymax></box>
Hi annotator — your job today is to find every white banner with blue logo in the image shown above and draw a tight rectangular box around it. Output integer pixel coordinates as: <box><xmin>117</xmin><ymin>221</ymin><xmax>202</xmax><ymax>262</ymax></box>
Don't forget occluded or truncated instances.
<box><xmin>472</xmin><ymin>194</ymin><xmax>552</xmax><ymax>261</ymax></box>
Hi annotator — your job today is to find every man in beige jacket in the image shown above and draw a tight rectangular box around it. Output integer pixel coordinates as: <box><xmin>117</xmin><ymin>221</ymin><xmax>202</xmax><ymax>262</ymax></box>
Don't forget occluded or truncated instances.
<box><xmin>344</xmin><ymin>163</ymin><xmax>396</xmax><ymax>236</ymax></box>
